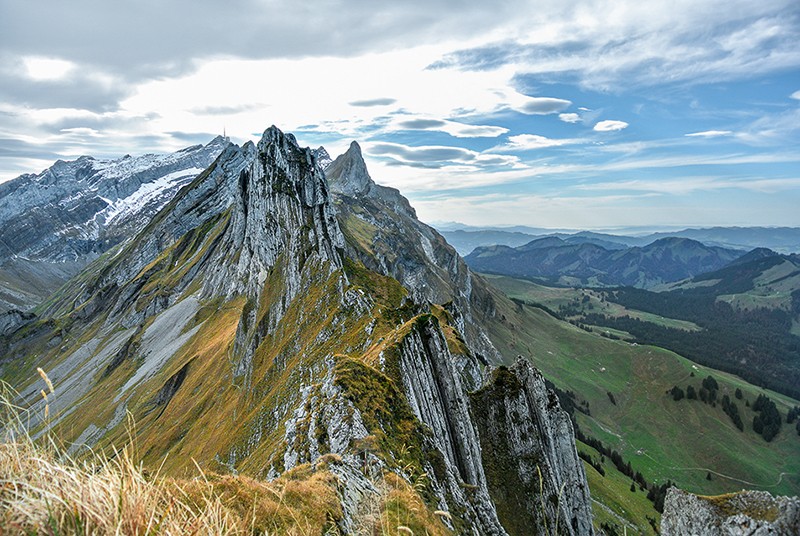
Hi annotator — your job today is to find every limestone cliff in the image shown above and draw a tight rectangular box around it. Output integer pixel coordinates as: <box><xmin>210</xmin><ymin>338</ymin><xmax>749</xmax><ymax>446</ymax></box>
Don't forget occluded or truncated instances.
<box><xmin>471</xmin><ymin>359</ymin><xmax>594</xmax><ymax>536</ymax></box>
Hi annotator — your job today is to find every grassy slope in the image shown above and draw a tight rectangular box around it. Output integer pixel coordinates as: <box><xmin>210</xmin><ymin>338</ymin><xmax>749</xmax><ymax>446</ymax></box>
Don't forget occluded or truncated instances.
<box><xmin>485</xmin><ymin>274</ymin><xmax>701</xmax><ymax>332</ymax></box>
<box><xmin>578</xmin><ymin>440</ymin><xmax>660</xmax><ymax>536</ymax></box>
<box><xmin>485</xmin><ymin>283</ymin><xmax>800</xmax><ymax>499</ymax></box>
<box><xmin>6</xmin><ymin>251</ymin><xmax>457</xmax><ymax>533</ymax></box>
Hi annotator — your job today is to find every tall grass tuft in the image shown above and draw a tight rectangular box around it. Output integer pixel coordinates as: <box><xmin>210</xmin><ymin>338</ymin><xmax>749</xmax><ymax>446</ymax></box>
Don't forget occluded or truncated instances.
<box><xmin>0</xmin><ymin>379</ymin><xmax>340</xmax><ymax>535</ymax></box>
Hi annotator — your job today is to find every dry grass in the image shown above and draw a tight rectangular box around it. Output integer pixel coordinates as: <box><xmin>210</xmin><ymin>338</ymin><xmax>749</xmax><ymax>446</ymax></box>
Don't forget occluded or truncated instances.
<box><xmin>0</xmin><ymin>381</ymin><xmax>342</xmax><ymax>535</ymax></box>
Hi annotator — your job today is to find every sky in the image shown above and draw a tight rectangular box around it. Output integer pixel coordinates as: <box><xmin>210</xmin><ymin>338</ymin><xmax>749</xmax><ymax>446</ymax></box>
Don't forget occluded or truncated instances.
<box><xmin>1</xmin><ymin>0</ymin><xmax>799</xmax><ymax>231</ymax></box>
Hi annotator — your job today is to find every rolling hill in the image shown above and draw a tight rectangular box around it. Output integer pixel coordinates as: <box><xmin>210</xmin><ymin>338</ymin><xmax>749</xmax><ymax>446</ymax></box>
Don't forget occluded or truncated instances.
<box><xmin>465</xmin><ymin>236</ymin><xmax>744</xmax><ymax>289</ymax></box>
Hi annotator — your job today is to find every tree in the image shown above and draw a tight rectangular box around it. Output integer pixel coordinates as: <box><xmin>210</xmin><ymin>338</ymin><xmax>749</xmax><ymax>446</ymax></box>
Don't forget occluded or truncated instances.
<box><xmin>735</xmin><ymin>387</ymin><xmax>743</xmax><ymax>400</ymax></box>
<box><xmin>630</xmin><ymin>482</ymin><xmax>636</xmax><ymax>492</ymax></box>
<box><xmin>686</xmin><ymin>385</ymin><xmax>697</xmax><ymax>400</ymax></box>
<box><xmin>706</xmin><ymin>472</ymin><xmax>712</xmax><ymax>481</ymax></box>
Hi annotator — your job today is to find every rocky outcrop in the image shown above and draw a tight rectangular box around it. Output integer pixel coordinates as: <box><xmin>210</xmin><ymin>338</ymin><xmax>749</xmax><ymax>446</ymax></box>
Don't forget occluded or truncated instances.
<box><xmin>396</xmin><ymin>316</ymin><xmax>506</xmax><ymax>534</ymax></box>
<box><xmin>661</xmin><ymin>488</ymin><xmax>800</xmax><ymax>535</ymax></box>
<box><xmin>470</xmin><ymin>358</ymin><xmax>594</xmax><ymax>536</ymax></box>
<box><xmin>0</xmin><ymin>309</ymin><xmax>35</xmax><ymax>336</ymax></box>
<box><xmin>395</xmin><ymin>317</ymin><xmax>593</xmax><ymax>535</ymax></box>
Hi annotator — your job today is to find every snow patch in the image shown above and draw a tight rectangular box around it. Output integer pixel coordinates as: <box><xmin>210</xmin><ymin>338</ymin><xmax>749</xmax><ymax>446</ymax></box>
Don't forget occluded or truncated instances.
<box><xmin>100</xmin><ymin>167</ymin><xmax>204</xmax><ymax>224</ymax></box>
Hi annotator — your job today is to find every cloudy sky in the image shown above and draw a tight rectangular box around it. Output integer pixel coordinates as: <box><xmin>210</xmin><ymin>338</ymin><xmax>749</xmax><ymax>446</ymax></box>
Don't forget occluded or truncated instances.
<box><xmin>1</xmin><ymin>0</ymin><xmax>799</xmax><ymax>230</ymax></box>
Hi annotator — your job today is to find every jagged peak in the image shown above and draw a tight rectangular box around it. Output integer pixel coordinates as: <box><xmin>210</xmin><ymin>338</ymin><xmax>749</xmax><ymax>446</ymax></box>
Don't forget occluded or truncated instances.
<box><xmin>312</xmin><ymin>146</ymin><xmax>333</xmax><ymax>170</ymax></box>
<box><xmin>326</xmin><ymin>140</ymin><xmax>373</xmax><ymax>197</ymax></box>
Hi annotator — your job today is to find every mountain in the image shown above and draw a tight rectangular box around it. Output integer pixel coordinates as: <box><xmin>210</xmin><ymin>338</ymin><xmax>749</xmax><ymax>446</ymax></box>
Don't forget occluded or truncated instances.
<box><xmin>1</xmin><ymin>127</ymin><xmax>592</xmax><ymax>534</ymax></box>
<box><xmin>646</xmin><ymin>227</ymin><xmax>800</xmax><ymax>254</ymax></box>
<box><xmin>439</xmin><ymin>226</ymin><xmax>800</xmax><ymax>257</ymax></box>
<box><xmin>661</xmin><ymin>488</ymin><xmax>800</xmax><ymax>535</ymax></box>
<box><xmin>465</xmin><ymin>236</ymin><xmax>744</xmax><ymax>289</ymax></box>
<box><xmin>0</xmin><ymin>136</ymin><xmax>229</xmax><ymax>313</ymax></box>
<box><xmin>439</xmin><ymin>229</ymin><xmax>541</xmax><ymax>256</ymax></box>
<box><xmin>324</xmin><ymin>141</ymin><xmax>500</xmax><ymax>362</ymax></box>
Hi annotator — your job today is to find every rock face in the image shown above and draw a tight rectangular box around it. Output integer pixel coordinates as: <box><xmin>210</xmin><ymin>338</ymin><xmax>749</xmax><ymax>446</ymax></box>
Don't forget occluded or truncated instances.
<box><xmin>0</xmin><ymin>136</ymin><xmax>228</xmax><ymax>312</ymax></box>
<box><xmin>395</xmin><ymin>320</ymin><xmax>593</xmax><ymax>535</ymax></box>
<box><xmin>2</xmin><ymin>126</ymin><xmax>594</xmax><ymax>535</ymax></box>
<box><xmin>327</xmin><ymin>141</ymin><xmax>500</xmax><ymax>362</ymax></box>
<box><xmin>661</xmin><ymin>488</ymin><xmax>800</xmax><ymax>535</ymax></box>
<box><xmin>470</xmin><ymin>358</ymin><xmax>594</xmax><ymax>536</ymax></box>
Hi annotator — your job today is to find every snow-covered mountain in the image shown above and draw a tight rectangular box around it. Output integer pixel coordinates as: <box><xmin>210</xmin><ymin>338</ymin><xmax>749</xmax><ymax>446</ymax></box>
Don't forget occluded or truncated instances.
<box><xmin>0</xmin><ymin>136</ymin><xmax>229</xmax><ymax>311</ymax></box>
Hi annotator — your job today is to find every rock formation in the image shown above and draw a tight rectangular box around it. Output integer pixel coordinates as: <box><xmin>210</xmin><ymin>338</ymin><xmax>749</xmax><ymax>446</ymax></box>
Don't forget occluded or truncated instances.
<box><xmin>661</xmin><ymin>487</ymin><xmax>800</xmax><ymax>535</ymax></box>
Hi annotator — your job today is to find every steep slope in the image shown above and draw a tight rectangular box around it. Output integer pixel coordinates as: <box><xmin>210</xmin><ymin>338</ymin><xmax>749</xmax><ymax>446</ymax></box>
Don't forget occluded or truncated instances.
<box><xmin>466</xmin><ymin>236</ymin><xmax>744</xmax><ymax>288</ymax></box>
<box><xmin>325</xmin><ymin>141</ymin><xmax>499</xmax><ymax>362</ymax></box>
<box><xmin>0</xmin><ymin>136</ymin><xmax>228</xmax><ymax>312</ymax></box>
<box><xmin>2</xmin><ymin>127</ymin><xmax>593</xmax><ymax>535</ymax></box>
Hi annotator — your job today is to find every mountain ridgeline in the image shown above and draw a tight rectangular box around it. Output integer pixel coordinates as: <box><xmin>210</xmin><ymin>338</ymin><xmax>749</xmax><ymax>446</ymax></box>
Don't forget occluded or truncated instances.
<box><xmin>0</xmin><ymin>137</ymin><xmax>228</xmax><ymax>313</ymax></box>
<box><xmin>0</xmin><ymin>128</ymin><xmax>593</xmax><ymax>534</ymax></box>
<box><xmin>465</xmin><ymin>235</ymin><xmax>744</xmax><ymax>289</ymax></box>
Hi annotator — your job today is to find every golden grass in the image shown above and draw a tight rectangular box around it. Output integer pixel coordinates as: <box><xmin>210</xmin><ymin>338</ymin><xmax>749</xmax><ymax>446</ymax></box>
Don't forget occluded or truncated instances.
<box><xmin>0</xmin><ymin>382</ymin><xmax>343</xmax><ymax>535</ymax></box>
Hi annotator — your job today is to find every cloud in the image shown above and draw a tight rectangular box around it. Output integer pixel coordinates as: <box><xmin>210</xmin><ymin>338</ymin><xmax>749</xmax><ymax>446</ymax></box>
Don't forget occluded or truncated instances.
<box><xmin>685</xmin><ymin>130</ymin><xmax>733</xmax><ymax>137</ymax></box>
<box><xmin>428</xmin><ymin>5</ymin><xmax>800</xmax><ymax>90</ymax></box>
<box><xmin>503</xmin><ymin>134</ymin><xmax>582</xmax><ymax>150</ymax></box>
<box><xmin>0</xmin><ymin>1</ymin><xmax>532</xmax><ymax>84</ymax></box>
<box><xmin>397</xmin><ymin>119</ymin><xmax>447</xmax><ymax>129</ymax></box>
<box><xmin>366</xmin><ymin>141</ymin><xmax>519</xmax><ymax>169</ymax></box>
<box><xmin>559</xmin><ymin>113</ymin><xmax>581</xmax><ymax>123</ymax></box>
<box><xmin>189</xmin><ymin>103</ymin><xmax>264</xmax><ymax>115</ymax></box>
<box><xmin>515</xmin><ymin>97</ymin><xmax>572</xmax><ymax>115</ymax></box>
<box><xmin>791</xmin><ymin>90</ymin><xmax>800</xmax><ymax>100</ymax></box>
<box><xmin>23</xmin><ymin>57</ymin><xmax>76</xmax><ymax>81</ymax></box>
<box><xmin>390</xmin><ymin>116</ymin><xmax>508</xmax><ymax>138</ymax></box>
<box><xmin>594</xmin><ymin>120</ymin><xmax>628</xmax><ymax>132</ymax></box>
<box><xmin>349</xmin><ymin>98</ymin><xmax>397</xmax><ymax>107</ymax></box>
<box><xmin>576</xmin><ymin>176</ymin><xmax>800</xmax><ymax>195</ymax></box>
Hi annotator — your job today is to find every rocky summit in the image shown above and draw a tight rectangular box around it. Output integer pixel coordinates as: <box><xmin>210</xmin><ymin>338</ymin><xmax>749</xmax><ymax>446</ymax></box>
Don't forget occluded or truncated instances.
<box><xmin>1</xmin><ymin>126</ymin><xmax>594</xmax><ymax>534</ymax></box>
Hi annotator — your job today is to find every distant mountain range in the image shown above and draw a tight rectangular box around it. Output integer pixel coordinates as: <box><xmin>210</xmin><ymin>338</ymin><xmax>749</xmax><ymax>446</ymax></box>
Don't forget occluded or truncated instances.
<box><xmin>465</xmin><ymin>235</ymin><xmax>745</xmax><ymax>289</ymax></box>
<box><xmin>439</xmin><ymin>225</ymin><xmax>800</xmax><ymax>256</ymax></box>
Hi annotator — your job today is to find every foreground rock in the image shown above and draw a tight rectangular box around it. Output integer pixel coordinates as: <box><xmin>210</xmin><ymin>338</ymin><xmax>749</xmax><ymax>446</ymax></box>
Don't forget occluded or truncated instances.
<box><xmin>661</xmin><ymin>487</ymin><xmax>800</xmax><ymax>535</ymax></box>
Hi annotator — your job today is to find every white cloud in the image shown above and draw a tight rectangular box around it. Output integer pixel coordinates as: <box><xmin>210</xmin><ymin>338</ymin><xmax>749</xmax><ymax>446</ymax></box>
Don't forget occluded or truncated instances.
<box><xmin>23</xmin><ymin>57</ymin><xmax>75</xmax><ymax>81</ymax></box>
<box><xmin>389</xmin><ymin>115</ymin><xmax>508</xmax><ymax>138</ymax></box>
<box><xmin>685</xmin><ymin>130</ymin><xmax>733</xmax><ymax>137</ymax></box>
<box><xmin>594</xmin><ymin>120</ymin><xmax>628</xmax><ymax>132</ymax></box>
<box><xmin>791</xmin><ymin>90</ymin><xmax>800</xmax><ymax>100</ymax></box>
<box><xmin>504</xmin><ymin>134</ymin><xmax>582</xmax><ymax>150</ymax></box>
<box><xmin>576</xmin><ymin>176</ymin><xmax>800</xmax><ymax>195</ymax></box>
<box><xmin>559</xmin><ymin>113</ymin><xmax>581</xmax><ymax>123</ymax></box>
<box><xmin>366</xmin><ymin>141</ymin><xmax>520</xmax><ymax>168</ymax></box>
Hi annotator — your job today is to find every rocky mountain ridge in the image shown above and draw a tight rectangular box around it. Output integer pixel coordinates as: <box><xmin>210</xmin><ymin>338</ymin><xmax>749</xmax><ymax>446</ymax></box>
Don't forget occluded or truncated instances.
<box><xmin>0</xmin><ymin>136</ymin><xmax>228</xmax><ymax>312</ymax></box>
<box><xmin>1</xmin><ymin>127</ymin><xmax>593</xmax><ymax>534</ymax></box>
